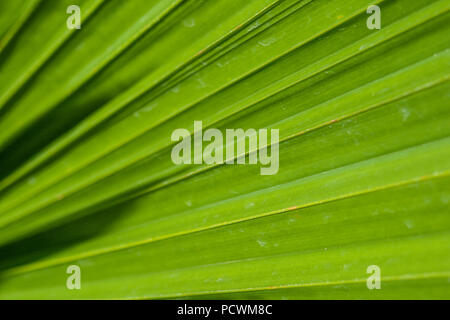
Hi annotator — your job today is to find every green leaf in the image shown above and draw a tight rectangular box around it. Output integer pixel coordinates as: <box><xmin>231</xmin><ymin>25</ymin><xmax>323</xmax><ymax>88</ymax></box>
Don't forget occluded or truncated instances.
<box><xmin>0</xmin><ymin>0</ymin><xmax>448</xmax><ymax>299</ymax></box>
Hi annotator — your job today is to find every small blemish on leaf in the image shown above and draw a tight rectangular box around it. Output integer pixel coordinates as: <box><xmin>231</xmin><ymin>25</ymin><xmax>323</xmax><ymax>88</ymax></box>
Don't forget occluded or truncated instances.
<box><xmin>183</xmin><ymin>18</ymin><xmax>195</xmax><ymax>28</ymax></box>
<box><xmin>257</xmin><ymin>239</ymin><xmax>267</xmax><ymax>247</ymax></box>
<box><xmin>258</xmin><ymin>37</ymin><xmax>276</xmax><ymax>47</ymax></box>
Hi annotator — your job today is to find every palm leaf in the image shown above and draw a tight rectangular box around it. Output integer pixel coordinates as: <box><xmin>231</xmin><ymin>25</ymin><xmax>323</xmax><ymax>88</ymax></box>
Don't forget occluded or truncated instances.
<box><xmin>0</xmin><ymin>0</ymin><xmax>448</xmax><ymax>299</ymax></box>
